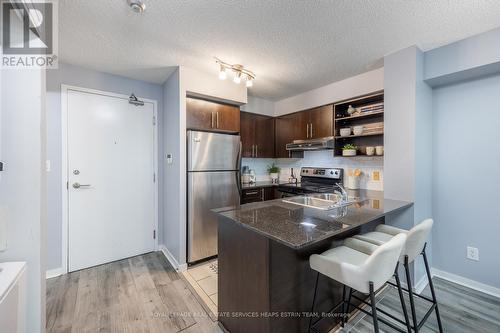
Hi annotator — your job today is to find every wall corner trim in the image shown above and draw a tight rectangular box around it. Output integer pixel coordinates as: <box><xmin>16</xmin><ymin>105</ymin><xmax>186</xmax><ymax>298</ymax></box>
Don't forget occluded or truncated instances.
<box><xmin>159</xmin><ymin>245</ymin><xmax>188</xmax><ymax>272</ymax></box>
<box><xmin>432</xmin><ymin>268</ymin><xmax>500</xmax><ymax>298</ymax></box>
<box><xmin>46</xmin><ymin>267</ymin><xmax>64</xmax><ymax>279</ymax></box>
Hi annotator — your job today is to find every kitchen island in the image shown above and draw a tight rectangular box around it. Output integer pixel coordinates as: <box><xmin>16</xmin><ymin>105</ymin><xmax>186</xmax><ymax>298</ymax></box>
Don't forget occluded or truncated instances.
<box><xmin>214</xmin><ymin>190</ymin><xmax>412</xmax><ymax>333</ymax></box>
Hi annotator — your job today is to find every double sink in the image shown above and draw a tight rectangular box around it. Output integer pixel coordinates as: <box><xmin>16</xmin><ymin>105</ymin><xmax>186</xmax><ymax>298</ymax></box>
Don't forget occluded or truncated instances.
<box><xmin>283</xmin><ymin>193</ymin><xmax>358</xmax><ymax>210</ymax></box>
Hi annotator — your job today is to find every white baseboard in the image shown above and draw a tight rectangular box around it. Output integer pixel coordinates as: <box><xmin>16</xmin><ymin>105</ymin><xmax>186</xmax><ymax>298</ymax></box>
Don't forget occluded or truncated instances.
<box><xmin>432</xmin><ymin>268</ymin><xmax>500</xmax><ymax>298</ymax></box>
<box><xmin>413</xmin><ymin>274</ymin><xmax>429</xmax><ymax>294</ymax></box>
<box><xmin>159</xmin><ymin>245</ymin><xmax>187</xmax><ymax>272</ymax></box>
<box><xmin>390</xmin><ymin>274</ymin><xmax>428</xmax><ymax>295</ymax></box>
<box><xmin>46</xmin><ymin>267</ymin><xmax>64</xmax><ymax>279</ymax></box>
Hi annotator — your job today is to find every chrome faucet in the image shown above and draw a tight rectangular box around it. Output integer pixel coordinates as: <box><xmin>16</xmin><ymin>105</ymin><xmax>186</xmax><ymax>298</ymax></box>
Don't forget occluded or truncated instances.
<box><xmin>335</xmin><ymin>183</ymin><xmax>348</xmax><ymax>203</ymax></box>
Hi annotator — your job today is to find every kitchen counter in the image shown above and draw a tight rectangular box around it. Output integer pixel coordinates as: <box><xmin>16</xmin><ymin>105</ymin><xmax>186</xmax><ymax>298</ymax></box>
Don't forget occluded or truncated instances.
<box><xmin>241</xmin><ymin>180</ymin><xmax>291</xmax><ymax>189</ymax></box>
<box><xmin>215</xmin><ymin>191</ymin><xmax>413</xmax><ymax>333</ymax></box>
<box><xmin>215</xmin><ymin>190</ymin><xmax>411</xmax><ymax>250</ymax></box>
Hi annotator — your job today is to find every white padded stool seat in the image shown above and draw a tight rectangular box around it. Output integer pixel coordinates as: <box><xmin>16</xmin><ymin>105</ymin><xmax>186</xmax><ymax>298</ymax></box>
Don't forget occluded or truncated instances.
<box><xmin>354</xmin><ymin>219</ymin><xmax>433</xmax><ymax>263</ymax></box>
<box><xmin>310</xmin><ymin>234</ymin><xmax>406</xmax><ymax>294</ymax></box>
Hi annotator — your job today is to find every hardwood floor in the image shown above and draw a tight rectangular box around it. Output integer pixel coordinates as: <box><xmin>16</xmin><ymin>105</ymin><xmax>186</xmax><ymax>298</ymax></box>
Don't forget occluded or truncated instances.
<box><xmin>46</xmin><ymin>252</ymin><xmax>221</xmax><ymax>333</ymax></box>
<box><xmin>47</xmin><ymin>252</ymin><xmax>500</xmax><ymax>333</ymax></box>
<box><xmin>341</xmin><ymin>277</ymin><xmax>500</xmax><ymax>333</ymax></box>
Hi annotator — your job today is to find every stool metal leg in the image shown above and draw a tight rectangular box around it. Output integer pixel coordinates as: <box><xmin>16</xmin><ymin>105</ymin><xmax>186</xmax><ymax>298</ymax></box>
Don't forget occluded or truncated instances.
<box><xmin>394</xmin><ymin>263</ymin><xmax>412</xmax><ymax>333</ymax></box>
<box><xmin>422</xmin><ymin>247</ymin><xmax>444</xmax><ymax>333</ymax></box>
<box><xmin>404</xmin><ymin>255</ymin><xmax>419</xmax><ymax>333</ymax></box>
<box><xmin>309</xmin><ymin>272</ymin><xmax>320</xmax><ymax>332</ymax></box>
<box><xmin>369</xmin><ymin>281</ymin><xmax>380</xmax><ymax>333</ymax></box>
<box><xmin>344</xmin><ymin>287</ymin><xmax>353</xmax><ymax>326</ymax></box>
<box><xmin>341</xmin><ymin>285</ymin><xmax>347</xmax><ymax>327</ymax></box>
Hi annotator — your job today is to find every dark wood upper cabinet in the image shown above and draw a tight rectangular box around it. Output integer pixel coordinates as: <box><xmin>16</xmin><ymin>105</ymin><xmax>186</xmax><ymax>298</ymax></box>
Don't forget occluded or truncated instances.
<box><xmin>240</xmin><ymin>112</ymin><xmax>255</xmax><ymax>157</ymax></box>
<box><xmin>309</xmin><ymin>105</ymin><xmax>334</xmax><ymax>139</ymax></box>
<box><xmin>240</xmin><ymin>111</ymin><xmax>274</xmax><ymax>158</ymax></box>
<box><xmin>275</xmin><ymin>113</ymin><xmax>298</xmax><ymax>158</ymax></box>
<box><xmin>254</xmin><ymin>115</ymin><xmax>275</xmax><ymax>158</ymax></box>
<box><xmin>186</xmin><ymin>97</ymin><xmax>240</xmax><ymax>132</ymax></box>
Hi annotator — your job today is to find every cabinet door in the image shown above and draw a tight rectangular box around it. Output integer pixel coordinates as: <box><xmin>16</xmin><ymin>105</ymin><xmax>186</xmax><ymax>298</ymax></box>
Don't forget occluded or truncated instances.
<box><xmin>254</xmin><ymin>115</ymin><xmax>275</xmax><ymax>158</ymax></box>
<box><xmin>215</xmin><ymin>103</ymin><xmax>240</xmax><ymax>132</ymax></box>
<box><xmin>275</xmin><ymin>114</ymin><xmax>295</xmax><ymax>158</ymax></box>
<box><xmin>263</xmin><ymin>187</ymin><xmax>275</xmax><ymax>201</ymax></box>
<box><xmin>187</xmin><ymin>97</ymin><xmax>240</xmax><ymax>132</ymax></box>
<box><xmin>186</xmin><ymin>97</ymin><xmax>215</xmax><ymax>130</ymax></box>
<box><xmin>240</xmin><ymin>112</ymin><xmax>255</xmax><ymax>157</ymax></box>
<box><xmin>293</xmin><ymin>111</ymin><xmax>310</xmax><ymax>140</ymax></box>
<box><xmin>309</xmin><ymin>105</ymin><xmax>333</xmax><ymax>139</ymax></box>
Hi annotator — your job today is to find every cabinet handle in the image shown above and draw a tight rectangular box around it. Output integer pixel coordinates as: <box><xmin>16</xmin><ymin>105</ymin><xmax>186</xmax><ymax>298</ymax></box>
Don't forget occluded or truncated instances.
<box><xmin>310</xmin><ymin>123</ymin><xmax>313</xmax><ymax>138</ymax></box>
<box><xmin>246</xmin><ymin>191</ymin><xmax>259</xmax><ymax>195</ymax></box>
<box><xmin>261</xmin><ymin>188</ymin><xmax>265</xmax><ymax>201</ymax></box>
<box><xmin>252</xmin><ymin>145</ymin><xmax>254</xmax><ymax>157</ymax></box>
<box><xmin>211</xmin><ymin>112</ymin><xmax>214</xmax><ymax>128</ymax></box>
<box><xmin>216</xmin><ymin>111</ymin><xmax>219</xmax><ymax>128</ymax></box>
<box><xmin>306</xmin><ymin>124</ymin><xmax>309</xmax><ymax>138</ymax></box>
<box><xmin>256</xmin><ymin>145</ymin><xmax>258</xmax><ymax>157</ymax></box>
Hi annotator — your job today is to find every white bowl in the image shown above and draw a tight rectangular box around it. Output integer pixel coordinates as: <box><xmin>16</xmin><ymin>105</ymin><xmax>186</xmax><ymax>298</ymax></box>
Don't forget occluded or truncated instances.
<box><xmin>339</xmin><ymin>128</ymin><xmax>351</xmax><ymax>137</ymax></box>
<box><xmin>353</xmin><ymin>126</ymin><xmax>364</xmax><ymax>135</ymax></box>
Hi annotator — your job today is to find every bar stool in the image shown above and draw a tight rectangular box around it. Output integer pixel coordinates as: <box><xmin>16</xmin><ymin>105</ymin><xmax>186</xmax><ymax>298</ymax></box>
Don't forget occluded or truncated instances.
<box><xmin>354</xmin><ymin>219</ymin><xmax>443</xmax><ymax>333</ymax></box>
<box><xmin>308</xmin><ymin>234</ymin><xmax>409</xmax><ymax>333</ymax></box>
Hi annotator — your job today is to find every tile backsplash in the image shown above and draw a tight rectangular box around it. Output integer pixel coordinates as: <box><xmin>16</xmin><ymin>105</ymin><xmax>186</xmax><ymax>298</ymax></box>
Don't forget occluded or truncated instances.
<box><xmin>241</xmin><ymin>150</ymin><xmax>384</xmax><ymax>191</ymax></box>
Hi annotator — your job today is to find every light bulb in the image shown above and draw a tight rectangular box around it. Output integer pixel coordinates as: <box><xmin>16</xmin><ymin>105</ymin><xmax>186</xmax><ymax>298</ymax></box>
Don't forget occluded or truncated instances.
<box><xmin>246</xmin><ymin>78</ymin><xmax>253</xmax><ymax>87</ymax></box>
<box><xmin>233</xmin><ymin>72</ymin><xmax>242</xmax><ymax>84</ymax></box>
<box><xmin>218</xmin><ymin>67</ymin><xmax>227</xmax><ymax>80</ymax></box>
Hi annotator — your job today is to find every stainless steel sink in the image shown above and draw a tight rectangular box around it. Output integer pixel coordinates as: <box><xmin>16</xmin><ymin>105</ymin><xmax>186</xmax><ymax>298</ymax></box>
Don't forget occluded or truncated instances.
<box><xmin>283</xmin><ymin>193</ymin><xmax>352</xmax><ymax>210</ymax></box>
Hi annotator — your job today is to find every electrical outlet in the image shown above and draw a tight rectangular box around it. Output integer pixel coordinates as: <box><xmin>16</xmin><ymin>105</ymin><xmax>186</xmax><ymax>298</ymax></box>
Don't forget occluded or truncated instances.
<box><xmin>467</xmin><ymin>246</ymin><xmax>479</xmax><ymax>261</ymax></box>
<box><xmin>372</xmin><ymin>171</ymin><xmax>380</xmax><ymax>181</ymax></box>
<box><xmin>166</xmin><ymin>154</ymin><xmax>173</xmax><ymax>164</ymax></box>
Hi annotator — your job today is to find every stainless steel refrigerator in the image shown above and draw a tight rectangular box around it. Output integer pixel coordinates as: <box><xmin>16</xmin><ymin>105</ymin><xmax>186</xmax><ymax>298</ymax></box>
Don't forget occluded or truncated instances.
<box><xmin>187</xmin><ymin>130</ymin><xmax>241</xmax><ymax>263</ymax></box>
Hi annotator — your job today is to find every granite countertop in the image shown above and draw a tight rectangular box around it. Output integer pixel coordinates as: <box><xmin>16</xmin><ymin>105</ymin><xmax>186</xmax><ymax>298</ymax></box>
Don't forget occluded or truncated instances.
<box><xmin>241</xmin><ymin>180</ymin><xmax>292</xmax><ymax>189</ymax></box>
<box><xmin>214</xmin><ymin>190</ymin><xmax>412</xmax><ymax>250</ymax></box>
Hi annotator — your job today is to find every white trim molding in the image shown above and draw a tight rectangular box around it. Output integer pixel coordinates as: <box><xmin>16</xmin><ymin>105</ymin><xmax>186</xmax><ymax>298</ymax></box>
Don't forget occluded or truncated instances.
<box><xmin>432</xmin><ymin>268</ymin><xmax>500</xmax><ymax>299</ymax></box>
<box><xmin>46</xmin><ymin>267</ymin><xmax>64</xmax><ymax>279</ymax></box>
<box><xmin>159</xmin><ymin>245</ymin><xmax>188</xmax><ymax>272</ymax></box>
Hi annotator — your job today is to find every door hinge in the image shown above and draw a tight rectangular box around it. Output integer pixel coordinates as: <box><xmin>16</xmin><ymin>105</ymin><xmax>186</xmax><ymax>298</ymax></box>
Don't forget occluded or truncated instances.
<box><xmin>152</xmin><ymin>116</ymin><xmax>156</xmax><ymax>126</ymax></box>
<box><xmin>153</xmin><ymin>230</ymin><xmax>156</xmax><ymax>239</ymax></box>
<box><xmin>66</xmin><ymin>181</ymin><xmax>69</xmax><ymax>190</ymax></box>
<box><xmin>153</xmin><ymin>173</ymin><xmax>156</xmax><ymax>183</ymax></box>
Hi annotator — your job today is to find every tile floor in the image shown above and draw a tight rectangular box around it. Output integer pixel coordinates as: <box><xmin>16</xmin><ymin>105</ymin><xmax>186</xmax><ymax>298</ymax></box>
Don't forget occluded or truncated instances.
<box><xmin>182</xmin><ymin>259</ymin><xmax>219</xmax><ymax>317</ymax></box>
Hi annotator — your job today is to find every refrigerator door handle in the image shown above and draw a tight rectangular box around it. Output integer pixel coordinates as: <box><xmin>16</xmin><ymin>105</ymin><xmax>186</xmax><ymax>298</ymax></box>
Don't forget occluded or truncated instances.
<box><xmin>236</xmin><ymin>141</ymin><xmax>242</xmax><ymax>196</ymax></box>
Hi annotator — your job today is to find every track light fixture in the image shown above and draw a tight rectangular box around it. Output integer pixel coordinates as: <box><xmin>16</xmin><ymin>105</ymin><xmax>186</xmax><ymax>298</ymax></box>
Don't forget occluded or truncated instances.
<box><xmin>215</xmin><ymin>57</ymin><xmax>255</xmax><ymax>87</ymax></box>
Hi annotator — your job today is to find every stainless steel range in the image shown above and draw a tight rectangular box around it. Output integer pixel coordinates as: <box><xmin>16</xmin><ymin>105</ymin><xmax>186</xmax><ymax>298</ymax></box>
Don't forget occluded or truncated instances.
<box><xmin>277</xmin><ymin>167</ymin><xmax>344</xmax><ymax>197</ymax></box>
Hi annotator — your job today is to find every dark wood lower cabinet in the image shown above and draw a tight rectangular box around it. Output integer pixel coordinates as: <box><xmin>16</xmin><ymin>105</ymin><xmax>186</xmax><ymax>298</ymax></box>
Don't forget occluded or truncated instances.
<box><xmin>218</xmin><ymin>216</ymin><xmax>385</xmax><ymax>333</ymax></box>
<box><xmin>241</xmin><ymin>187</ymin><xmax>276</xmax><ymax>204</ymax></box>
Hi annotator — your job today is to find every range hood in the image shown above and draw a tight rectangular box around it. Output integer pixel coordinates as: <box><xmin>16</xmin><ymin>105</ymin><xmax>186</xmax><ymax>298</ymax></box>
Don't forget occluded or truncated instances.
<box><xmin>286</xmin><ymin>137</ymin><xmax>335</xmax><ymax>151</ymax></box>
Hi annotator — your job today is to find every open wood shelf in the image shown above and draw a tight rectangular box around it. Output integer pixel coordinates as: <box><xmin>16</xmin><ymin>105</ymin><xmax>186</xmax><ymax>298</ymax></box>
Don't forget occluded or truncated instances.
<box><xmin>338</xmin><ymin>154</ymin><xmax>384</xmax><ymax>158</ymax></box>
<box><xmin>334</xmin><ymin>131</ymin><xmax>383</xmax><ymax>139</ymax></box>
<box><xmin>335</xmin><ymin>110</ymin><xmax>384</xmax><ymax>122</ymax></box>
<box><xmin>333</xmin><ymin>91</ymin><xmax>384</xmax><ymax>157</ymax></box>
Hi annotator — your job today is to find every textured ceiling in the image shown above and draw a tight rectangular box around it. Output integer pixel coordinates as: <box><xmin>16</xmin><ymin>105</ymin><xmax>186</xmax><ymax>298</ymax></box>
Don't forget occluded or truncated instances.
<box><xmin>58</xmin><ymin>0</ymin><xmax>500</xmax><ymax>100</ymax></box>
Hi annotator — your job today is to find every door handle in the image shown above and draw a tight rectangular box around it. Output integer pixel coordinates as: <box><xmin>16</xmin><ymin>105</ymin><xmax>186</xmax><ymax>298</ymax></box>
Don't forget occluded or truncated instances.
<box><xmin>73</xmin><ymin>182</ymin><xmax>91</xmax><ymax>189</ymax></box>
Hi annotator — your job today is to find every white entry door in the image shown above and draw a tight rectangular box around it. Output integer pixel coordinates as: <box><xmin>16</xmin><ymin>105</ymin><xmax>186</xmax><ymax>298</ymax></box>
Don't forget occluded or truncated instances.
<box><xmin>67</xmin><ymin>89</ymin><xmax>156</xmax><ymax>272</ymax></box>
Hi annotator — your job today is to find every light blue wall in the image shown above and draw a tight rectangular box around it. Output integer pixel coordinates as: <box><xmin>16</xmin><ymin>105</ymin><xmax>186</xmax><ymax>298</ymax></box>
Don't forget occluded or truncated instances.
<box><xmin>162</xmin><ymin>68</ymin><xmax>182</xmax><ymax>262</ymax></box>
<box><xmin>432</xmin><ymin>73</ymin><xmax>500</xmax><ymax>288</ymax></box>
<box><xmin>425</xmin><ymin>27</ymin><xmax>500</xmax><ymax>87</ymax></box>
<box><xmin>46</xmin><ymin>63</ymin><xmax>164</xmax><ymax>270</ymax></box>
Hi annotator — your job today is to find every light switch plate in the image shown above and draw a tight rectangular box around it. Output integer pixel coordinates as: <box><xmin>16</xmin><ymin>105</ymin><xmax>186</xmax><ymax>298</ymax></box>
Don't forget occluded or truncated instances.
<box><xmin>166</xmin><ymin>154</ymin><xmax>173</xmax><ymax>164</ymax></box>
<box><xmin>467</xmin><ymin>246</ymin><xmax>479</xmax><ymax>261</ymax></box>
